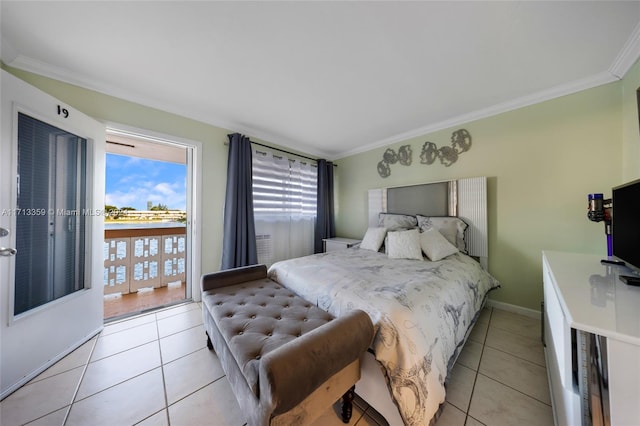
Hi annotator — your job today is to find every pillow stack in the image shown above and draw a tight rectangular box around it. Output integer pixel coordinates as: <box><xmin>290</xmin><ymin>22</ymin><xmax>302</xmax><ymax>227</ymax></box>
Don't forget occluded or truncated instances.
<box><xmin>358</xmin><ymin>213</ymin><xmax>467</xmax><ymax>261</ymax></box>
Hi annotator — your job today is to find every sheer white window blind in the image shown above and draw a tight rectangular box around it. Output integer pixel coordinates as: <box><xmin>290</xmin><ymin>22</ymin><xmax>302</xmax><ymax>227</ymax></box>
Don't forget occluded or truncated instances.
<box><xmin>252</xmin><ymin>150</ymin><xmax>317</xmax><ymax>265</ymax></box>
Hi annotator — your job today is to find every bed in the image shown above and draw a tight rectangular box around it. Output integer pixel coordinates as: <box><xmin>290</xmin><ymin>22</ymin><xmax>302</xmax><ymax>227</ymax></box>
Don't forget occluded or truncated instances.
<box><xmin>268</xmin><ymin>177</ymin><xmax>500</xmax><ymax>425</ymax></box>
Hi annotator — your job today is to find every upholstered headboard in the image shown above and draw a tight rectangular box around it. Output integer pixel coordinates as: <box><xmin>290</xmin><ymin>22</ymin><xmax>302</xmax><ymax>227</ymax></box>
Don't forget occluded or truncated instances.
<box><xmin>368</xmin><ymin>176</ymin><xmax>488</xmax><ymax>269</ymax></box>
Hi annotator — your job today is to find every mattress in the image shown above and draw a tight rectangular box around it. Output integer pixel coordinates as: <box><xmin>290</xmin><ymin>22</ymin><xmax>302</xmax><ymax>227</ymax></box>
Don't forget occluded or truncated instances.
<box><xmin>268</xmin><ymin>248</ymin><xmax>500</xmax><ymax>425</ymax></box>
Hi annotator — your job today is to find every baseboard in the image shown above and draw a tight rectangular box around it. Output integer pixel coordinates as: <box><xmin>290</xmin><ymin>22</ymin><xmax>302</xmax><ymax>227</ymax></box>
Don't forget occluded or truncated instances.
<box><xmin>486</xmin><ymin>299</ymin><xmax>540</xmax><ymax>319</ymax></box>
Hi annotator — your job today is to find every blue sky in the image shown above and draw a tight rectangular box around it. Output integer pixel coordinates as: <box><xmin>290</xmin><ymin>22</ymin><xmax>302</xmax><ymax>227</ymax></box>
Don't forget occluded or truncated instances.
<box><xmin>105</xmin><ymin>154</ymin><xmax>186</xmax><ymax>211</ymax></box>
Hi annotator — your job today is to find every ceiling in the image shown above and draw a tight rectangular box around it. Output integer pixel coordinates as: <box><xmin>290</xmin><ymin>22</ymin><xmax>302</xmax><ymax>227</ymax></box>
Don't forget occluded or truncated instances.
<box><xmin>2</xmin><ymin>1</ymin><xmax>640</xmax><ymax>160</ymax></box>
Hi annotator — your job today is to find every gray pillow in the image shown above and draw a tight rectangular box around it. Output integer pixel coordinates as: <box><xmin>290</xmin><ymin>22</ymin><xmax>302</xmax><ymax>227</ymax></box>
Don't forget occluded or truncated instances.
<box><xmin>378</xmin><ymin>213</ymin><xmax>418</xmax><ymax>231</ymax></box>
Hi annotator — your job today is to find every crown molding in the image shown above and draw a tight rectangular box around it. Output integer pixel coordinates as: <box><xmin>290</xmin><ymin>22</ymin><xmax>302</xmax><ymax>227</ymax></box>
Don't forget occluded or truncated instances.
<box><xmin>4</xmin><ymin>54</ymin><xmax>330</xmax><ymax>159</ymax></box>
<box><xmin>336</xmin><ymin>25</ymin><xmax>640</xmax><ymax>160</ymax></box>
<box><xmin>335</xmin><ymin>71</ymin><xmax>619</xmax><ymax>160</ymax></box>
<box><xmin>5</xmin><ymin>49</ymin><xmax>633</xmax><ymax>163</ymax></box>
<box><xmin>0</xmin><ymin>35</ymin><xmax>19</xmax><ymax>64</ymax></box>
<box><xmin>609</xmin><ymin>21</ymin><xmax>640</xmax><ymax>79</ymax></box>
<box><xmin>7</xmin><ymin>54</ymin><xmax>113</xmax><ymax>97</ymax></box>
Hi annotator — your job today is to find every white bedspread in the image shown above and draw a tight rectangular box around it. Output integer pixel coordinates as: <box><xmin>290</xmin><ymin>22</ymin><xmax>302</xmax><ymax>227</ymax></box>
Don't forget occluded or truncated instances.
<box><xmin>268</xmin><ymin>248</ymin><xmax>500</xmax><ymax>425</ymax></box>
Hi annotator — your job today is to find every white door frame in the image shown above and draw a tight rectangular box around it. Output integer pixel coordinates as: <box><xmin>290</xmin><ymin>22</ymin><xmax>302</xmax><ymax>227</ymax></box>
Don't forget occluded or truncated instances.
<box><xmin>105</xmin><ymin>124</ymin><xmax>203</xmax><ymax>303</ymax></box>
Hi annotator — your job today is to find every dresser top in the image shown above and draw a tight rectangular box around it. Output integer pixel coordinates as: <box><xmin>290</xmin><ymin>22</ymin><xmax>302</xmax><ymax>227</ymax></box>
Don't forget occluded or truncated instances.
<box><xmin>543</xmin><ymin>250</ymin><xmax>640</xmax><ymax>345</ymax></box>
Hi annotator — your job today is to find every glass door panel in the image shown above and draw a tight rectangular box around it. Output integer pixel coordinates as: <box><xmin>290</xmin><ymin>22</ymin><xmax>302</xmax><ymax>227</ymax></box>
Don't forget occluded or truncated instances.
<box><xmin>14</xmin><ymin>113</ymin><xmax>88</xmax><ymax>315</ymax></box>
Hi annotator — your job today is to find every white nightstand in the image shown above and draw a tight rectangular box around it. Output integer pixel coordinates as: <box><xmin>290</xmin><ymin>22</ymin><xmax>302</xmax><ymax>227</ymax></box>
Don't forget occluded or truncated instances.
<box><xmin>322</xmin><ymin>237</ymin><xmax>361</xmax><ymax>252</ymax></box>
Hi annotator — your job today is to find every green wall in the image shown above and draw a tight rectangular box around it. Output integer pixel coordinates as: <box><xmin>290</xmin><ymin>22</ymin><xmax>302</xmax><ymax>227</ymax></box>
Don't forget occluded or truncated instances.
<box><xmin>334</xmin><ymin>81</ymin><xmax>628</xmax><ymax>311</ymax></box>
<box><xmin>622</xmin><ymin>58</ymin><xmax>640</xmax><ymax>181</ymax></box>
<box><xmin>5</xmin><ymin>60</ymin><xmax>639</xmax><ymax>312</ymax></box>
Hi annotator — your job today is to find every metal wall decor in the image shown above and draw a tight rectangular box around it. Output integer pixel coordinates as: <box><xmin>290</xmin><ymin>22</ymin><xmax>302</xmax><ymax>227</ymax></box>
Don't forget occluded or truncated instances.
<box><xmin>398</xmin><ymin>145</ymin><xmax>412</xmax><ymax>166</ymax></box>
<box><xmin>377</xmin><ymin>144</ymin><xmax>412</xmax><ymax>178</ymax></box>
<box><xmin>421</xmin><ymin>128</ymin><xmax>472</xmax><ymax>168</ymax></box>
<box><xmin>377</xmin><ymin>129</ymin><xmax>472</xmax><ymax>178</ymax></box>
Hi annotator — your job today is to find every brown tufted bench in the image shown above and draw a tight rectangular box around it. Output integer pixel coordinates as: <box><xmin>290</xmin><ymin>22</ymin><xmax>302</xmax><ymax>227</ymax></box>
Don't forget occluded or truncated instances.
<box><xmin>201</xmin><ymin>264</ymin><xmax>374</xmax><ymax>426</ymax></box>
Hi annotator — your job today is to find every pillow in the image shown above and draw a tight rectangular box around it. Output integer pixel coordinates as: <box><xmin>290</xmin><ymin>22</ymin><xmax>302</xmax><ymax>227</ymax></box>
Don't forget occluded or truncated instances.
<box><xmin>360</xmin><ymin>227</ymin><xmax>387</xmax><ymax>251</ymax></box>
<box><xmin>420</xmin><ymin>228</ymin><xmax>459</xmax><ymax>261</ymax></box>
<box><xmin>387</xmin><ymin>229</ymin><xmax>423</xmax><ymax>260</ymax></box>
<box><xmin>416</xmin><ymin>215</ymin><xmax>468</xmax><ymax>253</ymax></box>
<box><xmin>378</xmin><ymin>213</ymin><xmax>418</xmax><ymax>231</ymax></box>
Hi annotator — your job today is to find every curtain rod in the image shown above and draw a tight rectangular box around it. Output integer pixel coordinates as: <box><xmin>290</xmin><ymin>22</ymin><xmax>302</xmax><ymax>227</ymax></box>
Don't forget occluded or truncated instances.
<box><xmin>225</xmin><ymin>137</ymin><xmax>337</xmax><ymax>167</ymax></box>
<box><xmin>250</xmin><ymin>141</ymin><xmax>337</xmax><ymax>167</ymax></box>
<box><xmin>254</xmin><ymin>149</ymin><xmax>315</xmax><ymax>167</ymax></box>
<box><xmin>250</xmin><ymin>141</ymin><xmax>313</xmax><ymax>162</ymax></box>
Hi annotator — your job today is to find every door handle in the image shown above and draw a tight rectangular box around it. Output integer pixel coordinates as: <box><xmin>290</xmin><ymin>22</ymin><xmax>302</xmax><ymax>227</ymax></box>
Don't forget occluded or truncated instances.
<box><xmin>0</xmin><ymin>228</ymin><xmax>8</xmax><ymax>238</ymax></box>
<box><xmin>0</xmin><ymin>247</ymin><xmax>17</xmax><ymax>257</ymax></box>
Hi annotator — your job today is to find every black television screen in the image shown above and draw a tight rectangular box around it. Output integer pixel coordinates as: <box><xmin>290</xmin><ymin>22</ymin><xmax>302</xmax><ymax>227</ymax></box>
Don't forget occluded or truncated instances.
<box><xmin>612</xmin><ymin>178</ymin><xmax>640</xmax><ymax>273</ymax></box>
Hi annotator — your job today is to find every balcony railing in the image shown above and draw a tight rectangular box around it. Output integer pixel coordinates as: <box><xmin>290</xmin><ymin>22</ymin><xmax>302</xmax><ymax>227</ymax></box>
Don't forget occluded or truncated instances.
<box><xmin>104</xmin><ymin>225</ymin><xmax>186</xmax><ymax>296</ymax></box>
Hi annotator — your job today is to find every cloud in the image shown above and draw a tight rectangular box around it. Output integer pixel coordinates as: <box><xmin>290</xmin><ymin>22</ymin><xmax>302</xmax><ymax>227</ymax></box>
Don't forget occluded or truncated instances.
<box><xmin>105</xmin><ymin>154</ymin><xmax>186</xmax><ymax>210</ymax></box>
<box><xmin>105</xmin><ymin>182</ymin><xmax>186</xmax><ymax>210</ymax></box>
<box><xmin>154</xmin><ymin>182</ymin><xmax>180</xmax><ymax>196</ymax></box>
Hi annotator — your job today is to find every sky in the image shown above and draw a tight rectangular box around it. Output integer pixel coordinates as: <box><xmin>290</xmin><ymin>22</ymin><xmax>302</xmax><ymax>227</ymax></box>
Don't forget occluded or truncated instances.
<box><xmin>105</xmin><ymin>153</ymin><xmax>187</xmax><ymax>211</ymax></box>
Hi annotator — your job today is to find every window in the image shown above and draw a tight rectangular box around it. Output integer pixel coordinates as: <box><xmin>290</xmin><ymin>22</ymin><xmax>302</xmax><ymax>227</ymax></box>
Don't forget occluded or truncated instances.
<box><xmin>252</xmin><ymin>151</ymin><xmax>317</xmax><ymax>265</ymax></box>
<box><xmin>252</xmin><ymin>152</ymin><xmax>317</xmax><ymax>218</ymax></box>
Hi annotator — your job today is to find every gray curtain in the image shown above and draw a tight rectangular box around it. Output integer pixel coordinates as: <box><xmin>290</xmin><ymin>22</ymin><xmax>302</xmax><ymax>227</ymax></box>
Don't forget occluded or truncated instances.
<box><xmin>314</xmin><ymin>159</ymin><xmax>335</xmax><ymax>253</ymax></box>
<box><xmin>221</xmin><ymin>133</ymin><xmax>258</xmax><ymax>269</ymax></box>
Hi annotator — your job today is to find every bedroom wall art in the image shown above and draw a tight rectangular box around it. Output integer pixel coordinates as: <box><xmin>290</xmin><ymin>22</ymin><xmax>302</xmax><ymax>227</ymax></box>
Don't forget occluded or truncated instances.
<box><xmin>377</xmin><ymin>144</ymin><xmax>412</xmax><ymax>178</ymax></box>
<box><xmin>377</xmin><ymin>129</ymin><xmax>472</xmax><ymax>177</ymax></box>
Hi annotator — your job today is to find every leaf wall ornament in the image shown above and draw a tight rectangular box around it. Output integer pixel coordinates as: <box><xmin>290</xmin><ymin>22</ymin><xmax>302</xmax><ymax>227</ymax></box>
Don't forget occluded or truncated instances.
<box><xmin>376</xmin><ymin>129</ymin><xmax>472</xmax><ymax>177</ymax></box>
<box><xmin>437</xmin><ymin>146</ymin><xmax>458</xmax><ymax>167</ymax></box>
<box><xmin>377</xmin><ymin>160</ymin><xmax>391</xmax><ymax>178</ymax></box>
<box><xmin>398</xmin><ymin>145</ymin><xmax>412</xmax><ymax>166</ymax></box>
<box><xmin>451</xmin><ymin>129</ymin><xmax>472</xmax><ymax>153</ymax></box>
<box><xmin>383</xmin><ymin>148</ymin><xmax>398</xmax><ymax>164</ymax></box>
<box><xmin>376</xmin><ymin>145</ymin><xmax>412</xmax><ymax>178</ymax></box>
<box><xmin>419</xmin><ymin>142</ymin><xmax>438</xmax><ymax>165</ymax></box>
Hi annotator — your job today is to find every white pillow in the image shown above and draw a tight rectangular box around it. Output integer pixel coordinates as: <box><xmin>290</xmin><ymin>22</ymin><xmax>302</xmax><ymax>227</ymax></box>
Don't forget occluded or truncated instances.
<box><xmin>420</xmin><ymin>228</ymin><xmax>459</xmax><ymax>261</ymax></box>
<box><xmin>360</xmin><ymin>227</ymin><xmax>387</xmax><ymax>251</ymax></box>
<box><xmin>387</xmin><ymin>229</ymin><xmax>423</xmax><ymax>260</ymax></box>
<box><xmin>416</xmin><ymin>215</ymin><xmax>468</xmax><ymax>253</ymax></box>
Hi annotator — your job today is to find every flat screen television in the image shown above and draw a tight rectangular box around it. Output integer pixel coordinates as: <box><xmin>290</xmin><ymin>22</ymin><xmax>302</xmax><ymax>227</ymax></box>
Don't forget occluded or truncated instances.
<box><xmin>612</xmin><ymin>178</ymin><xmax>640</xmax><ymax>274</ymax></box>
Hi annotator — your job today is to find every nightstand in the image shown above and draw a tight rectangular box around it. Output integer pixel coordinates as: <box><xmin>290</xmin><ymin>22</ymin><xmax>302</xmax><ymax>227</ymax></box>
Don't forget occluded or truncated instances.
<box><xmin>322</xmin><ymin>237</ymin><xmax>361</xmax><ymax>253</ymax></box>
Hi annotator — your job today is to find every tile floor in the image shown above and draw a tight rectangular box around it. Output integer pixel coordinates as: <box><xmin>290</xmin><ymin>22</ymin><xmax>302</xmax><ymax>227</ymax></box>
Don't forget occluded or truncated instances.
<box><xmin>0</xmin><ymin>303</ymin><xmax>553</xmax><ymax>426</ymax></box>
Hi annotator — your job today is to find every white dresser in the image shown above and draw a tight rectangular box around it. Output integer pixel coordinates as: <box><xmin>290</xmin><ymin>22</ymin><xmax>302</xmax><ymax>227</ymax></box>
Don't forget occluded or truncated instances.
<box><xmin>542</xmin><ymin>251</ymin><xmax>640</xmax><ymax>426</ymax></box>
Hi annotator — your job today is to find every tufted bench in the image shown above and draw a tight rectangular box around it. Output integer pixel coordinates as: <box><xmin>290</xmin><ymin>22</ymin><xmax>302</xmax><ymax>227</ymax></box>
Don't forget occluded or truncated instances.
<box><xmin>201</xmin><ymin>264</ymin><xmax>374</xmax><ymax>426</ymax></box>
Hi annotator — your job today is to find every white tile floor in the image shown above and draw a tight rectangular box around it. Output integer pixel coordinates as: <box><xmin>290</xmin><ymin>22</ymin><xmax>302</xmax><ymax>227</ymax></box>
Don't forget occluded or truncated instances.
<box><xmin>0</xmin><ymin>302</ymin><xmax>554</xmax><ymax>426</ymax></box>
